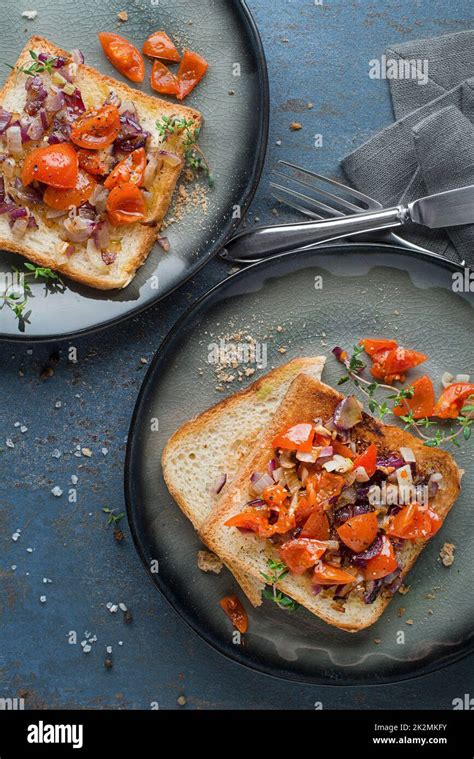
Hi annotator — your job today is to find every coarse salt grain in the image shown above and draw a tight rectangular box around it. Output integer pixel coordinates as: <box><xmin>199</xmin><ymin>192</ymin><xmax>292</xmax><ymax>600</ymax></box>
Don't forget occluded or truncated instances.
<box><xmin>51</xmin><ymin>486</ymin><xmax>63</xmax><ymax>497</ymax></box>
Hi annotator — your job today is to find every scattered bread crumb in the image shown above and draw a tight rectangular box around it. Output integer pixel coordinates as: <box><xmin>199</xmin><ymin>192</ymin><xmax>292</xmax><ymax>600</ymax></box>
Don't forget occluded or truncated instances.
<box><xmin>397</xmin><ymin>607</ymin><xmax>405</xmax><ymax>618</ymax></box>
<box><xmin>117</xmin><ymin>10</ymin><xmax>128</xmax><ymax>21</ymax></box>
<box><xmin>197</xmin><ymin>550</ymin><xmax>223</xmax><ymax>574</ymax></box>
<box><xmin>290</xmin><ymin>121</ymin><xmax>302</xmax><ymax>131</ymax></box>
<box><xmin>405</xmin><ymin>619</ymin><xmax>414</xmax><ymax>625</ymax></box>
<box><xmin>439</xmin><ymin>542</ymin><xmax>455</xmax><ymax>567</ymax></box>
<box><xmin>373</xmin><ymin>638</ymin><xmax>381</xmax><ymax>644</ymax></box>
<box><xmin>398</xmin><ymin>584</ymin><xmax>411</xmax><ymax>595</ymax></box>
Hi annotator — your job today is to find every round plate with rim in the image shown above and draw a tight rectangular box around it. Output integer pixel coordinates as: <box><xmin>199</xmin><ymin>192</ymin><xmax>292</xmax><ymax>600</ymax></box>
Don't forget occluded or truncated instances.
<box><xmin>0</xmin><ymin>0</ymin><xmax>268</xmax><ymax>340</ymax></box>
<box><xmin>125</xmin><ymin>243</ymin><xmax>474</xmax><ymax>685</ymax></box>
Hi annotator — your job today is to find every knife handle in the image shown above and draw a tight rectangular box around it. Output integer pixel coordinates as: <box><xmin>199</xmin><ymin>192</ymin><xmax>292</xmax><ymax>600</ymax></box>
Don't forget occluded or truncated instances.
<box><xmin>221</xmin><ymin>207</ymin><xmax>404</xmax><ymax>262</ymax></box>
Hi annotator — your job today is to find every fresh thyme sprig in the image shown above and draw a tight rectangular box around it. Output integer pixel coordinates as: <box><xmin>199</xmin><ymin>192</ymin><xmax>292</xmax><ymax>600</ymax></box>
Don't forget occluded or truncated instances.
<box><xmin>5</xmin><ymin>50</ymin><xmax>59</xmax><ymax>77</ymax></box>
<box><xmin>155</xmin><ymin>115</ymin><xmax>214</xmax><ymax>187</ymax></box>
<box><xmin>261</xmin><ymin>558</ymin><xmax>300</xmax><ymax>610</ymax></box>
<box><xmin>1</xmin><ymin>262</ymin><xmax>62</xmax><ymax>329</ymax></box>
<box><xmin>335</xmin><ymin>344</ymin><xmax>473</xmax><ymax>449</ymax></box>
<box><xmin>102</xmin><ymin>508</ymin><xmax>125</xmax><ymax>527</ymax></box>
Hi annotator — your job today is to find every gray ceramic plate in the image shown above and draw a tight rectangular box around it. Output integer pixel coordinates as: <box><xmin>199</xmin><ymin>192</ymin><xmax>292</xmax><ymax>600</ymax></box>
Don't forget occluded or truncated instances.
<box><xmin>0</xmin><ymin>0</ymin><xmax>268</xmax><ymax>340</ymax></box>
<box><xmin>126</xmin><ymin>243</ymin><xmax>474</xmax><ymax>685</ymax></box>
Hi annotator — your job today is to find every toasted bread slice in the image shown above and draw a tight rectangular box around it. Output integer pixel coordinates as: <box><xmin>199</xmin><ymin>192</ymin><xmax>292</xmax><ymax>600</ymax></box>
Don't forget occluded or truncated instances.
<box><xmin>162</xmin><ymin>357</ymin><xmax>326</xmax><ymax>606</ymax></box>
<box><xmin>0</xmin><ymin>36</ymin><xmax>202</xmax><ymax>289</ymax></box>
<box><xmin>201</xmin><ymin>375</ymin><xmax>462</xmax><ymax>631</ymax></box>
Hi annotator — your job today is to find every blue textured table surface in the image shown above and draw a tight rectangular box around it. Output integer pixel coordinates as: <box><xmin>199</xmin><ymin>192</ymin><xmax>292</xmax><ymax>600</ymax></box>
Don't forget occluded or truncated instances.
<box><xmin>1</xmin><ymin>0</ymin><xmax>473</xmax><ymax>710</ymax></box>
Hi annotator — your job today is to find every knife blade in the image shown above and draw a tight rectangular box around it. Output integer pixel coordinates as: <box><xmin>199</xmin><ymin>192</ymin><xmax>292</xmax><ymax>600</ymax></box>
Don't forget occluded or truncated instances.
<box><xmin>408</xmin><ymin>184</ymin><xmax>474</xmax><ymax>228</ymax></box>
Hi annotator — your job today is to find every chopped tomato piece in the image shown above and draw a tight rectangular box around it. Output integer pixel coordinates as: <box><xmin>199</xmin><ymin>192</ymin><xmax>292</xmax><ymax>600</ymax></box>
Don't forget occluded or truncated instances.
<box><xmin>433</xmin><ymin>383</ymin><xmax>474</xmax><ymax>419</ymax></box>
<box><xmin>224</xmin><ymin>509</ymin><xmax>272</xmax><ymax>537</ymax></box>
<box><xmin>392</xmin><ymin>375</ymin><xmax>435</xmax><ymax>420</ymax></box>
<box><xmin>313</xmin><ymin>563</ymin><xmax>357</xmax><ymax>586</ymax></box>
<box><xmin>300</xmin><ymin>502</ymin><xmax>330</xmax><ymax>540</ymax></box>
<box><xmin>98</xmin><ymin>32</ymin><xmax>145</xmax><ymax>83</ymax></box>
<box><xmin>332</xmin><ymin>440</ymin><xmax>356</xmax><ymax>459</ymax></box>
<box><xmin>363</xmin><ymin>536</ymin><xmax>398</xmax><ymax>580</ymax></box>
<box><xmin>104</xmin><ymin>148</ymin><xmax>146</xmax><ymax>190</ymax></box>
<box><xmin>337</xmin><ymin>512</ymin><xmax>379</xmax><ymax>553</ymax></box>
<box><xmin>360</xmin><ymin>338</ymin><xmax>398</xmax><ymax>357</ymax></box>
<box><xmin>305</xmin><ymin>471</ymin><xmax>345</xmax><ymax>508</ymax></box>
<box><xmin>272</xmin><ymin>423</ymin><xmax>314</xmax><ymax>453</ymax></box>
<box><xmin>279</xmin><ymin>539</ymin><xmax>329</xmax><ymax>575</ymax></box>
<box><xmin>106</xmin><ymin>182</ymin><xmax>146</xmax><ymax>226</ymax></box>
<box><xmin>387</xmin><ymin>503</ymin><xmax>441</xmax><ymax>541</ymax></box>
<box><xmin>21</xmin><ymin>143</ymin><xmax>78</xmax><ymax>189</ymax></box>
<box><xmin>176</xmin><ymin>49</ymin><xmax>208</xmax><ymax>100</ymax></box>
<box><xmin>143</xmin><ymin>31</ymin><xmax>181</xmax><ymax>62</ymax></box>
<box><xmin>262</xmin><ymin>484</ymin><xmax>288</xmax><ymax>507</ymax></box>
<box><xmin>150</xmin><ymin>60</ymin><xmax>178</xmax><ymax>96</ymax></box>
<box><xmin>371</xmin><ymin>347</ymin><xmax>428</xmax><ymax>384</ymax></box>
<box><xmin>43</xmin><ymin>169</ymin><xmax>96</xmax><ymax>210</ymax></box>
<box><xmin>71</xmin><ymin>104</ymin><xmax>121</xmax><ymax>150</ymax></box>
<box><xmin>77</xmin><ymin>149</ymin><xmax>110</xmax><ymax>177</ymax></box>
<box><xmin>219</xmin><ymin>595</ymin><xmax>248</xmax><ymax>633</ymax></box>
<box><xmin>352</xmin><ymin>443</ymin><xmax>377</xmax><ymax>478</ymax></box>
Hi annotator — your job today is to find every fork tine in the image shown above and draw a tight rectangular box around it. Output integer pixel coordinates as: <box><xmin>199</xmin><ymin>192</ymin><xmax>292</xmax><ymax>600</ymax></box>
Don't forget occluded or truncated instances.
<box><xmin>270</xmin><ymin>190</ymin><xmax>325</xmax><ymax>220</ymax></box>
<box><xmin>270</xmin><ymin>181</ymin><xmax>345</xmax><ymax>218</ymax></box>
<box><xmin>273</xmin><ymin>167</ymin><xmax>365</xmax><ymax>214</ymax></box>
<box><xmin>277</xmin><ymin>160</ymin><xmax>382</xmax><ymax>209</ymax></box>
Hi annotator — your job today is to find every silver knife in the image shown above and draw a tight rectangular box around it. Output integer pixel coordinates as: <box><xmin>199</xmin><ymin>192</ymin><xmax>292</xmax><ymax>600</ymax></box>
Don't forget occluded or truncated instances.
<box><xmin>221</xmin><ymin>184</ymin><xmax>474</xmax><ymax>262</ymax></box>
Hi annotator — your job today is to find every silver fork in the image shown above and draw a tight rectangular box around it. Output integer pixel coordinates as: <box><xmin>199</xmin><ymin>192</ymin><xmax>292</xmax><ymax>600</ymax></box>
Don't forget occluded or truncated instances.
<box><xmin>221</xmin><ymin>160</ymin><xmax>432</xmax><ymax>263</ymax></box>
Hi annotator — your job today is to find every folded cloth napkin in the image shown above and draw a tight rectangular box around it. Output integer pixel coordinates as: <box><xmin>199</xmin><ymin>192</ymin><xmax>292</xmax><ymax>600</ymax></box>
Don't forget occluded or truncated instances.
<box><xmin>341</xmin><ymin>30</ymin><xmax>474</xmax><ymax>265</ymax></box>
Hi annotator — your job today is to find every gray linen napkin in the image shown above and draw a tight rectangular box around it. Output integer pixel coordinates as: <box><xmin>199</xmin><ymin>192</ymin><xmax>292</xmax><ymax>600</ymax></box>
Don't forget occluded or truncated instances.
<box><xmin>341</xmin><ymin>31</ymin><xmax>474</xmax><ymax>264</ymax></box>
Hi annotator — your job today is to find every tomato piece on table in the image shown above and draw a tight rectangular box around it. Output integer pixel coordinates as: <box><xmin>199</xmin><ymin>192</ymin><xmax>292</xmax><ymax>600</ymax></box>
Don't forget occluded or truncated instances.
<box><xmin>219</xmin><ymin>595</ymin><xmax>248</xmax><ymax>633</ymax></box>
<box><xmin>150</xmin><ymin>60</ymin><xmax>178</xmax><ymax>96</ymax></box>
<box><xmin>104</xmin><ymin>148</ymin><xmax>146</xmax><ymax>190</ymax></box>
<box><xmin>360</xmin><ymin>338</ymin><xmax>398</xmax><ymax>357</ymax></box>
<box><xmin>272</xmin><ymin>422</ymin><xmax>314</xmax><ymax>453</ymax></box>
<box><xmin>43</xmin><ymin>169</ymin><xmax>96</xmax><ymax>210</ymax></box>
<box><xmin>262</xmin><ymin>484</ymin><xmax>288</xmax><ymax>507</ymax></box>
<box><xmin>176</xmin><ymin>49</ymin><xmax>208</xmax><ymax>100</ymax></box>
<box><xmin>21</xmin><ymin>143</ymin><xmax>78</xmax><ymax>189</ymax></box>
<box><xmin>106</xmin><ymin>182</ymin><xmax>146</xmax><ymax>226</ymax></box>
<box><xmin>433</xmin><ymin>383</ymin><xmax>474</xmax><ymax>419</ymax></box>
<box><xmin>98</xmin><ymin>32</ymin><xmax>145</xmax><ymax>83</ymax></box>
<box><xmin>387</xmin><ymin>503</ymin><xmax>440</xmax><ymax>541</ymax></box>
<box><xmin>279</xmin><ymin>539</ymin><xmax>329</xmax><ymax>575</ymax></box>
<box><xmin>352</xmin><ymin>443</ymin><xmax>377</xmax><ymax>478</ymax></box>
<box><xmin>371</xmin><ymin>347</ymin><xmax>428</xmax><ymax>383</ymax></box>
<box><xmin>77</xmin><ymin>149</ymin><xmax>110</xmax><ymax>177</ymax></box>
<box><xmin>392</xmin><ymin>375</ymin><xmax>435</xmax><ymax>419</ymax></box>
<box><xmin>337</xmin><ymin>512</ymin><xmax>379</xmax><ymax>553</ymax></box>
<box><xmin>143</xmin><ymin>31</ymin><xmax>181</xmax><ymax>62</ymax></box>
<box><xmin>313</xmin><ymin>563</ymin><xmax>356</xmax><ymax>586</ymax></box>
<box><xmin>300</xmin><ymin>502</ymin><xmax>330</xmax><ymax>540</ymax></box>
<box><xmin>363</xmin><ymin>535</ymin><xmax>398</xmax><ymax>580</ymax></box>
<box><xmin>71</xmin><ymin>104</ymin><xmax>121</xmax><ymax>150</ymax></box>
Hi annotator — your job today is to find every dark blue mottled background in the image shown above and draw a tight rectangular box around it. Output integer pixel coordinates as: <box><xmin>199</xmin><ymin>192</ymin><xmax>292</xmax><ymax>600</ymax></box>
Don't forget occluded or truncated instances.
<box><xmin>1</xmin><ymin>0</ymin><xmax>473</xmax><ymax>709</ymax></box>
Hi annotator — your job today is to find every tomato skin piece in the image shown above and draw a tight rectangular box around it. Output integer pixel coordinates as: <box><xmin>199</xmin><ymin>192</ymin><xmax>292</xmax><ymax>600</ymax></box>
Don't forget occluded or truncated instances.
<box><xmin>300</xmin><ymin>503</ymin><xmax>330</xmax><ymax>540</ymax></box>
<box><xmin>363</xmin><ymin>536</ymin><xmax>398</xmax><ymax>580</ymax></box>
<box><xmin>98</xmin><ymin>32</ymin><xmax>145</xmax><ymax>83</ymax></box>
<box><xmin>106</xmin><ymin>182</ymin><xmax>146</xmax><ymax>226</ymax></box>
<box><xmin>219</xmin><ymin>595</ymin><xmax>248</xmax><ymax>633</ymax></box>
<box><xmin>272</xmin><ymin>423</ymin><xmax>314</xmax><ymax>453</ymax></box>
<box><xmin>150</xmin><ymin>60</ymin><xmax>178</xmax><ymax>96</ymax></box>
<box><xmin>392</xmin><ymin>375</ymin><xmax>435</xmax><ymax>420</ymax></box>
<box><xmin>176</xmin><ymin>49</ymin><xmax>208</xmax><ymax>100</ymax></box>
<box><xmin>387</xmin><ymin>503</ymin><xmax>441</xmax><ymax>541</ymax></box>
<box><xmin>71</xmin><ymin>105</ymin><xmax>121</xmax><ymax>150</ymax></box>
<box><xmin>77</xmin><ymin>149</ymin><xmax>110</xmax><ymax>177</ymax></box>
<box><xmin>313</xmin><ymin>563</ymin><xmax>357</xmax><ymax>586</ymax></box>
<box><xmin>279</xmin><ymin>539</ymin><xmax>329</xmax><ymax>575</ymax></box>
<box><xmin>262</xmin><ymin>484</ymin><xmax>288</xmax><ymax>507</ymax></box>
<box><xmin>337</xmin><ymin>512</ymin><xmax>379</xmax><ymax>553</ymax></box>
<box><xmin>332</xmin><ymin>439</ymin><xmax>356</xmax><ymax>459</ymax></box>
<box><xmin>21</xmin><ymin>143</ymin><xmax>78</xmax><ymax>189</ymax></box>
<box><xmin>433</xmin><ymin>383</ymin><xmax>474</xmax><ymax>419</ymax></box>
<box><xmin>43</xmin><ymin>169</ymin><xmax>96</xmax><ymax>210</ymax></box>
<box><xmin>360</xmin><ymin>338</ymin><xmax>398</xmax><ymax>357</ymax></box>
<box><xmin>104</xmin><ymin>148</ymin><xmax>146</xmax><ymax>190</ymax></box>
<box><xmin>352</xmin><ymin>443</ymin><xmax>377</xmax><ymax>478</ymax></box>
<box><xmin>224</xmin><ymin>510</ymin><xmax>272</xmax><ymax>537</ymax></box>
<box><xmin>143</xmin><ymin>31</ymin><xmax>181</xmax><ymax>62</ymax></box>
